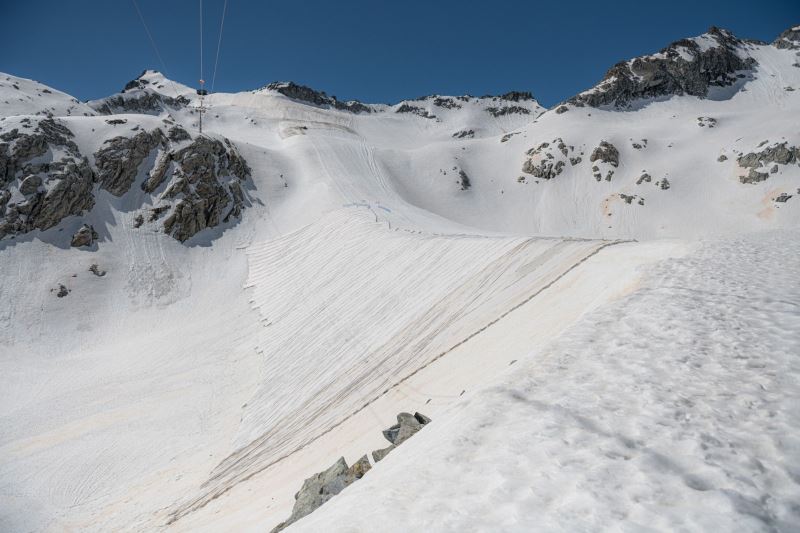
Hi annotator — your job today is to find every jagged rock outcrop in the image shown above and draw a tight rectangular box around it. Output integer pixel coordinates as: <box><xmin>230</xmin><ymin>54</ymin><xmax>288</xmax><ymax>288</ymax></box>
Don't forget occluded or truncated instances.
<box><xmin>271</xmin><ymin>456</ymin><xmax>372</xmax><ymax>533</ymax></box>
<box><xmin>773</xmin><ymin>26</ymin><xmax>800</xmax><ymax>50</ymax></box>
<box><xmin>264</xmin><ymin>81</ymin><xmax>371</xmax><ymax>114</ymax></box>
<box><xmin>70</xmin><ymin>224</ymin><xmax>98</xmax><ymax>247</ymax></box>
<box><xmin>568</xmin><ymin>27</ymin><xmax>757</xmax><ymax>108</ymax></box>
<box><xmin>0</xmin><ymin>114</ymin><xmax>252</xmax><ymax>244</ymax></box>
<box><xmin>0</xmin><ymin>118</ymin><xmax>95</xmax><ymax>239</ymax></box>
<box><xmin>156</xmin><ymin>136</ymin><xmax>251</xmax><ymax>242</ymax></box>
<box><xmin>737</xmin><ymin>141</ymin><xmax>800</xmax><ymax>184</ymax></box>
<box><xmin>372</xmin><ymin>412</ymin><xmax>431</xmax><ymax>462</ymax></box>
<box><xmin>92</xmin><ymin>93</ymin><xmax>190</xmax><ymax>115</ymax></box>
<box><xmin>94</xmin><ymin>129</ymin><xmax>167</xmax><ymax>196</ymax></box>
<box><xmin>497</xmin><ymin>91</ymin><xmax>534</xmax><ymax>102</ymax></box>
<box><xmin>458</xmin><ymin>169</ymin><xmax>471</xmax><ymax>190</ymax></box>
<box><xmin>589</xmin><ymin>141</ymin><xmax>619</xmax><ymax>181</ymax></box>
<box><xmin>590</xmin><ymin>141</ymin><xmax>619</xmax><ymax>167</ymax></box>
<box><xmin>271</xmin><ymin>412</ymin><xmax>430</xmax><ymax>531</ymax></box>
<box><xmin>396</xmin><ymin>103</ymin><xmax>436</xmax><ymax>119</ymax></box>
<box><xmin>521</xmin><ymin>138</ymin><xmax>580</xmax><ymax>181</ymax></box>
<box><xmin>486</xmin><ymin>105</ymin><xmax>530</xmax><ymax>117</ymax></box>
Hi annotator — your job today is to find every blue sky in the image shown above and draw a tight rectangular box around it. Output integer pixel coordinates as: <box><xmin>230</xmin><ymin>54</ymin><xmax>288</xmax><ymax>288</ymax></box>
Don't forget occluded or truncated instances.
<box><xmin>1</xmin><ymin>0</ymin><xmax>797</xmax><ymax>106</ymax></box>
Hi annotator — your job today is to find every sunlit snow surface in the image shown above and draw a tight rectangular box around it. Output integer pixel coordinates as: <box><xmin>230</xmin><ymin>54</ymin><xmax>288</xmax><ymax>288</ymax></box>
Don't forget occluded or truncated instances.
<box><xmin>295</xmin><ymin>230</ymin><xmax>800</xmax><ymax>532</ymax></box>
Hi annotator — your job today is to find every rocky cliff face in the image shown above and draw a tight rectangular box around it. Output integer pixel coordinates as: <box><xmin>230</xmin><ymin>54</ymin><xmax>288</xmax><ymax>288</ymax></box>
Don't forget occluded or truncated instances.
<box><xmin>0</xmin><ymin>114</ymin><xmax>251</xmax><ymax>244</ymax></box>
<box><xmin>262</xmin><ymin>81</ymin><xmax>372</xmax><ymax>114</ymax></box>
<box><xmin>773</xmin><ymin>26</ymin><xmax>800</xmax><ymax>50</ymax></box>
<box><xmin>0</xmin><ymin>118</ymin><xmax>94</xmax><ymax>239</ymax></box>
<box><xmin>567</xmin><ymin>27</ymin><xmax>757</xmax><ymax>108</ymax></box>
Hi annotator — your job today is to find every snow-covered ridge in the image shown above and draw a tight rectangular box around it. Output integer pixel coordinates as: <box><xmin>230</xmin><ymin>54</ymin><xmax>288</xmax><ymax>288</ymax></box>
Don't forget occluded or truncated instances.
<box><xmin>566</xmin><ymin>26</ymin><xmax>769</xmax><ymax>109</ymax></box>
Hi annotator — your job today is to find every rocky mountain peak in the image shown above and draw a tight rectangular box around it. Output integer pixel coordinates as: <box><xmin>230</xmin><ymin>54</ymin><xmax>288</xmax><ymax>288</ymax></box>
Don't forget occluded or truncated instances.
<box><xmin>773</xmin><ymin>25</ymin><xmax>800</xmax><ymax>50</ymax></box>
<box><xmin>260</xmin><ymin>81</ymin><xmax>372</xmax><ymax>114</ymax></box>
<box><xmin>567</xmin><ymin>27</ymin><xmax>756</xmax><ymax>108</ymax></box>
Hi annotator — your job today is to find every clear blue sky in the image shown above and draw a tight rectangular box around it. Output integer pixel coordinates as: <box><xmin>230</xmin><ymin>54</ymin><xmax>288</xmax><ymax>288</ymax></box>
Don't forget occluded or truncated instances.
<box><xmin>1</xmin><ymin>0</ymin><xmax>797</xmax><ymax>107</ymax></box>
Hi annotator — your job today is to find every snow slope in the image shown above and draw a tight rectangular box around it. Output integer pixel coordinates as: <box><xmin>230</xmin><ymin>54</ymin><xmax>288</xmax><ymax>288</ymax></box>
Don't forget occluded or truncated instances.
<box><xmin>293</xmin><ymin>230</ymin><xmax>800</xmax><ymax>532</ymax></box>
<box><xmin>1</xmin><ymin>25</ymin><xmax>799</xmax><ymax>533</ymax></box>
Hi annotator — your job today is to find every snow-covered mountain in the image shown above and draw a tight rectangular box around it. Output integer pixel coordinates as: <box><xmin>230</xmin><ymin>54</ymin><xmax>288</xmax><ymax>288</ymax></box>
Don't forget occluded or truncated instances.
<box><xmin>1</xmin><ymin>25</ymin><xmax>799</xmax><ymax>533</ymax></box>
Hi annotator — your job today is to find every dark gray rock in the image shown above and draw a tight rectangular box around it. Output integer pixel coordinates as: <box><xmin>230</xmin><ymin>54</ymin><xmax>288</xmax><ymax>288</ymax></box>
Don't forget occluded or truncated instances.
<box><xmin>589</xmin><ymin>141</ymin><xmax>620</xmax><ymax>167</ymax></box>
<box><xmin>567</xmin><ymin>27</ymin><xmax>757</xmax><ymax>108</ymax></box>
<box><xmin>396</xmin><ymin>104</ymin><xmax>436</xmax><ymax>119</ymax></box>
<box><xmin>717</xmin><ymin>154</ymin><xmax>728</xmax><ymax>162</ymax></box>
<box><xmin>271</xmin><ymin>455</ymin><xmax>372</xmax><ymax>533</ymax></box>
<box><xmin>372</xmin><ymin>445</ymin><xmax>395</xmax><ymax>463</ymax></box>
<box><xmin>264</xmin><ymin>81</ymin><xmax>372</xmax><ymax>114</ymax></box>
<box><xmin>773</xmin><ymin>26</ymin><xmax>800</xmax><ymax>50</ymax></box>
<box><xmin>382</xmin><ymin>412</ymin><xmax>430</xmax><ymax>446</ymax></box>
<box><xmin>498</xmin><ymin>91</ymin><xmax>534</xmax><ymax>102</ymax></box>
<box><xmin>636</xmin><ymin>172</ymin><xmax>652</xmax><ymax>185</ymax></box>
<box><xmin>70</xmin><ymin>224</ymin><xmax>98</xmax><ymax>247</ymax></box>
<box><xmin>452</xmin><ymin>129</ymin><xmax>475</xmax><ymax>139</ymax></box>
<box><xmin>93</xmin><ymin>93</ymin><xmax>190</xmax><ymax>115</ymax></box>
<box><xmin>738</xmin><ymin>142</ymin><xmax>798</xmax><ymax>168</ymax></box>
<box><xmin>0</xmin><ymin>119</ymin><xmax>96</xmax><ymax>240</ymax></box>
<box><xmin>94</xmin><ymin>129</ymin><xmax>166</xmax><ymax>196</ymax></box>
<box><xmin>434</xmin><ymin>97</ymin><xmax>462</xmax><ymax>109</ymax></box>
<box><xmin>168</xmin><ymin>125</ymin><xmax>191</xmax><ymax>142</ymax></box>
<box><xmin>486</xmin><ymin>105</ymin><xmax>530</xmax><ymax>117</ymax></box>
<box><xmin>56</xmin><ymin>284</ymin><xmax>69</xmax><ymax>298</ymax></box>
<box><xmin>458</xmin><ymin>169</ymin><xmax>471</xmax><ymax>190</ymax></box>
<box><xmin>555</xmin><ymin>105</ymin><xmax>569</xmax><ymax>114</ymax></box>
<box><xmin>89</xmin><ymin>263</ymin><xmax>106</xmax><ymax>276</ymax></box>
<box><xmin>775</xmin><ymin>193</ymin><xmax>792</xmax><ymax>203</ymax></box>
<box><xmin>740</xmin><ymin>169</ymin><xmax>769</xmax><ymax>184</ymax></box>
<box><xmin>158</xmin><ymin>136</ymin><xmax>251</xmax><ymax>242</ymax></box>
<box><xmin>19</xmin><ymin>174</ymin><xmax>42</xmax><ymax>195</ymax></box>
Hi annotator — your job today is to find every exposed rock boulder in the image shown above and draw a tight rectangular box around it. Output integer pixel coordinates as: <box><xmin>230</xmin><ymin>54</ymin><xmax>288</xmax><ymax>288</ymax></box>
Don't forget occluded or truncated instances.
<box><xmin>372</xmin><ymin>412</ymin><xmax>431</xmax><ymax>462</ymax></box>
<box><xmin>371</xmin><ymin>445</ymin><xmax>395</xmax><ymax>463</ymax></box>
<box><xmin>737</xmin><ymin>141</ymin><xmax>800</xmax><ymax>184</ymax></box>
<box><xmin>567</xmin><ymin>27</ymin><xmax>756</xmax><ymax>108</ymax></box>
<box><xmin>697</xmin><ymin>116</ymin><xmax>717</xmax><ymax>128</ymax></box>
<box><xmin>94</xmin><ymin>129</ymin><xmax>167</xmax><ymax>196</ymax></box>
<box><xmin>589</xmin><ymin>141</ymin><xmax>620</xmax><ymax>167</ymax></box>
<box><xmin>521</xmin><ymin>138</ymin><xmax>578</xmax><ymax>181</ymax></box>
<box><xmin>271</xmin><ymin>456</ymin><xmax>372</xmax><ymax>533</ymax></box>
<box><xmin>70</xmin><ymin>224</ymin><xmax>98</xmax><ymax>247</ymax></box>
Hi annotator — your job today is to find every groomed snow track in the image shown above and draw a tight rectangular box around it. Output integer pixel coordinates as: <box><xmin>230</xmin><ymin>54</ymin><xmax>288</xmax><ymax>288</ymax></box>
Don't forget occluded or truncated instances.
<box><xmin>166</xmin><ymin>209</ymin><xmax>626</xmax><ymax>524</ymax></box>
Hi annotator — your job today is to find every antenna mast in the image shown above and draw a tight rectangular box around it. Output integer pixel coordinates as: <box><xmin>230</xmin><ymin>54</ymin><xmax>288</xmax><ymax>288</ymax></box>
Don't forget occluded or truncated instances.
<box><xmin>196</xmin><ymin>0</ymin><xmax>207</xmax><ymax>134</ymax></box>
